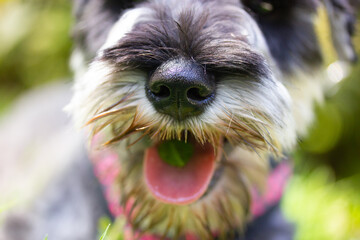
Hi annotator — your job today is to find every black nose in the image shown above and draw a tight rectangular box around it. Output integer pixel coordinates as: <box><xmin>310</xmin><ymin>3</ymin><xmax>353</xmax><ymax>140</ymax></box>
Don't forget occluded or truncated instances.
<box><xmin>146</xmin><ymin>58</ymin><xmax>215</xmax><ymax>121</ymax></box>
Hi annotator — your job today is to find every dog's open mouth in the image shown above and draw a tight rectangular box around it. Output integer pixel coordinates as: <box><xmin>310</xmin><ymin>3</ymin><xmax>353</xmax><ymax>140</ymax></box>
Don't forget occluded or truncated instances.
<box><xmin>144</xmin><ymin>135</ymin><xmax>223</xmax><ymax>205</ymax></box>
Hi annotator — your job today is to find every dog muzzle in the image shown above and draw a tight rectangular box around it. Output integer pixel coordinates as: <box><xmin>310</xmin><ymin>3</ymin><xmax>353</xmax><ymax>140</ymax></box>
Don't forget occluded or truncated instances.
<box><xmin>89</xmin><ymin>134</ymin><xmax>292</xmax><ymax>239</ymax></box>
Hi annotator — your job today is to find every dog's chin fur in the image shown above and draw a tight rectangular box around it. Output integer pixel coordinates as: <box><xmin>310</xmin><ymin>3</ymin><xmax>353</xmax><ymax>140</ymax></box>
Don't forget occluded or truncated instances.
<box><xmin>65</xmin><ymin>0</ymin><xmax>357</xmax><ymax>238</ymax></box>
<box><xmin>104</xmin><ymin>139</ymin><xmax>269</xmax><ymax>238</ymax></box>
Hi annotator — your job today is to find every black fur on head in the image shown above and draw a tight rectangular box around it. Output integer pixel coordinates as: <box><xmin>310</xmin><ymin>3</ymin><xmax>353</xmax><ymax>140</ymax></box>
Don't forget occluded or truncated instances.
<box><xmin>243</xmin><ymin>0</ymin><xmax>323</xmax><ymax>73</ymax></box>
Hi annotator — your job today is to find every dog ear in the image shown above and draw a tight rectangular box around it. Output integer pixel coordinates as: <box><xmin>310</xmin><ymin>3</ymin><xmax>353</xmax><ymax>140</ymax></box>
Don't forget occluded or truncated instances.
<box><xmin>324</xmin><ymin>0</ymin><xmax>359</xmax><ymax>63</ymax></box>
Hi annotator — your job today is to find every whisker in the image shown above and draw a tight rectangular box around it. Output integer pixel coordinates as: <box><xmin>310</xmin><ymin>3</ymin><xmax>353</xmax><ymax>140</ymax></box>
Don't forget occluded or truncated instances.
<box><xmin>99</xmin><ymin>91</ymin><xmax>136</xmax><ymax>113</ymax></box>
<box><xmin>221</xmin><ymin>110</ymin><xmax>261</xmax><ymax>137</ymax></box>
<box><xmin>232</xmin><ymin>129</ymin><xmax>263</xmax><ymax>158</ymax></box>
<box><xmin>193</xmin><ymin>211</ymin><xmax>213</xmax><ymax>239</ymax></box>
<box><xmin>160</xmin><ymin>209</ymin><xmax>174</xmax><ymax>240</ymax></box>
<box><xmin>91</xmin><ymin>118</ymin><xmax>115</xmax><ymax>136</ymax></box>
<box><xmin>86</xmin><ymin>106</ymin><xmax>136</xmax><ymax>125</ymax></box>
<box><xmin>225</xmin><ymin>112</ymin><xmax>233</xmax><ymax>136</ymax></box>
<box><xmin>127</xmin><ymin>128</ymin><xmax>152</xmax><ymax>149</ymax></box>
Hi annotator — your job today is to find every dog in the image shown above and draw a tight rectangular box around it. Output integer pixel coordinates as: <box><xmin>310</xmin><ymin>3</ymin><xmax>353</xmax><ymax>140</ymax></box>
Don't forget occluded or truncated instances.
<box><xmin>1</xmin><ymin>0</ymin><xmax>358</xmax><ymax>239</ymax></box>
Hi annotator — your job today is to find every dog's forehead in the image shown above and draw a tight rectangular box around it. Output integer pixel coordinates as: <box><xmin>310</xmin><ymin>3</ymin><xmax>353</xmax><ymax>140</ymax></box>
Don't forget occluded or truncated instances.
<box><xmin>107</xmin><ymin>0</ymin><xmax>321</xmax><ymax>71</ymax></box>
<box><xmin>74</xmin><ymin>0</ymin><xmax>323</xmax><ymax>73</ymax></box>
<box><xmin>122</xmin><ymin>0</ymin><xmax>319</xmax><ymax>10</ymax></box>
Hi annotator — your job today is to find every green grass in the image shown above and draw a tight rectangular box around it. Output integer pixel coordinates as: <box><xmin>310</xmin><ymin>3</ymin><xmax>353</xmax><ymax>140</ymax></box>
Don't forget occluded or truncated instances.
<box><xmin>43</xmin><ymin>224</ymin><xmax>113</xmax><ymax>240</ymax></box>
<box><xmin>0</xmin><ymin>0</ymin><xmax>72</xmax><ymax>112</ymax></box>
<box><xmin>99</xmin><ymin>224</ymin><xmax>111</xmax><ymax>240</ymax></box>
<box><xmin>283</xmin><ymin>167</ymin><xmax>360</xmax><ymax>240</ymax></box>
<box><xmin>97</xmin><ymin>217</ymin><xmax>126</xmax><ymax>240</ymax></box>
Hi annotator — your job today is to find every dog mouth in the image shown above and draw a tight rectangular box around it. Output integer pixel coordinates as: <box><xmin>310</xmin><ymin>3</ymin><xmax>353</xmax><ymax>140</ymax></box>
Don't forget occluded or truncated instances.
<box><xmin>143</xmin><ymin>134</ymin><xmax>223</xmax><ymax>205</ymax></box>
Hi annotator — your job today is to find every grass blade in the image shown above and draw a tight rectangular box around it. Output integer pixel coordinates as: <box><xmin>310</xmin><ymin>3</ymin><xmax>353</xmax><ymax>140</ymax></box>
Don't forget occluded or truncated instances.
<box><xmin>99</xmin><ymin>224</ymin><xmax>111</xmax><ymax>240</ymax></box>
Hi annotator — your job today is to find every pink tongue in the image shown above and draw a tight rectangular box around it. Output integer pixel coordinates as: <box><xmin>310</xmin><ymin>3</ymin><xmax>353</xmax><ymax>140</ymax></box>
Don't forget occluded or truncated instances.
<box><xmin>144</xmin><ymin>142</ymin><xmax>216</xmax><ymax>205</ymax></box>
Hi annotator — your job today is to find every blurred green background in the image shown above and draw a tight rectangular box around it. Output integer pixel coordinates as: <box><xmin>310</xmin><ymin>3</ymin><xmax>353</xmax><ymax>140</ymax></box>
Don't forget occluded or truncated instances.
<box><xmin>0</xmin><ymin>0</ymin><xmax>359</xmax><ymax>239</ymax></box>
<box><xmin>0</xmin><ymin>0</ymin><xmax>71</xmax><ymax>112</ymax></box>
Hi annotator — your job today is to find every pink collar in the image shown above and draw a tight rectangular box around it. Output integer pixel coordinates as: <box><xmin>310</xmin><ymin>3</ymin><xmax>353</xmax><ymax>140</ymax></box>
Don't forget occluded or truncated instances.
<box><xmin>89</xmin><ymin>143</ymin><xmax>292</xmax><ymax>239</ymax></box>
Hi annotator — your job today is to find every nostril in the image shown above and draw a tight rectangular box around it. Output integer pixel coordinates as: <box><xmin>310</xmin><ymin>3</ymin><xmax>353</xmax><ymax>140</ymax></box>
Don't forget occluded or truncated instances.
<box><xmin>151</xmin><ymin>85</ymin><xmax>171</xmax><ymax>98</ymax></box>
<box><xmin>186</xmin><ymin>87</ymin><xmax>210</xmax><ymax>102</ymax></box>
<box><xmin>146</xmin><ymin>58</ymin><xmax>216</xmax><ymax>120</ymax></box>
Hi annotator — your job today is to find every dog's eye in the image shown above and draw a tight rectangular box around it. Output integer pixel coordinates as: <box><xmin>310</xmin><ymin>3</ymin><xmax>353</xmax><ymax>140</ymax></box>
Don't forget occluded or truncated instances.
<box><xmin>243</xmin><ymin>0</ymin><xmax>275</xmax><ymax>15</ymax></box>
